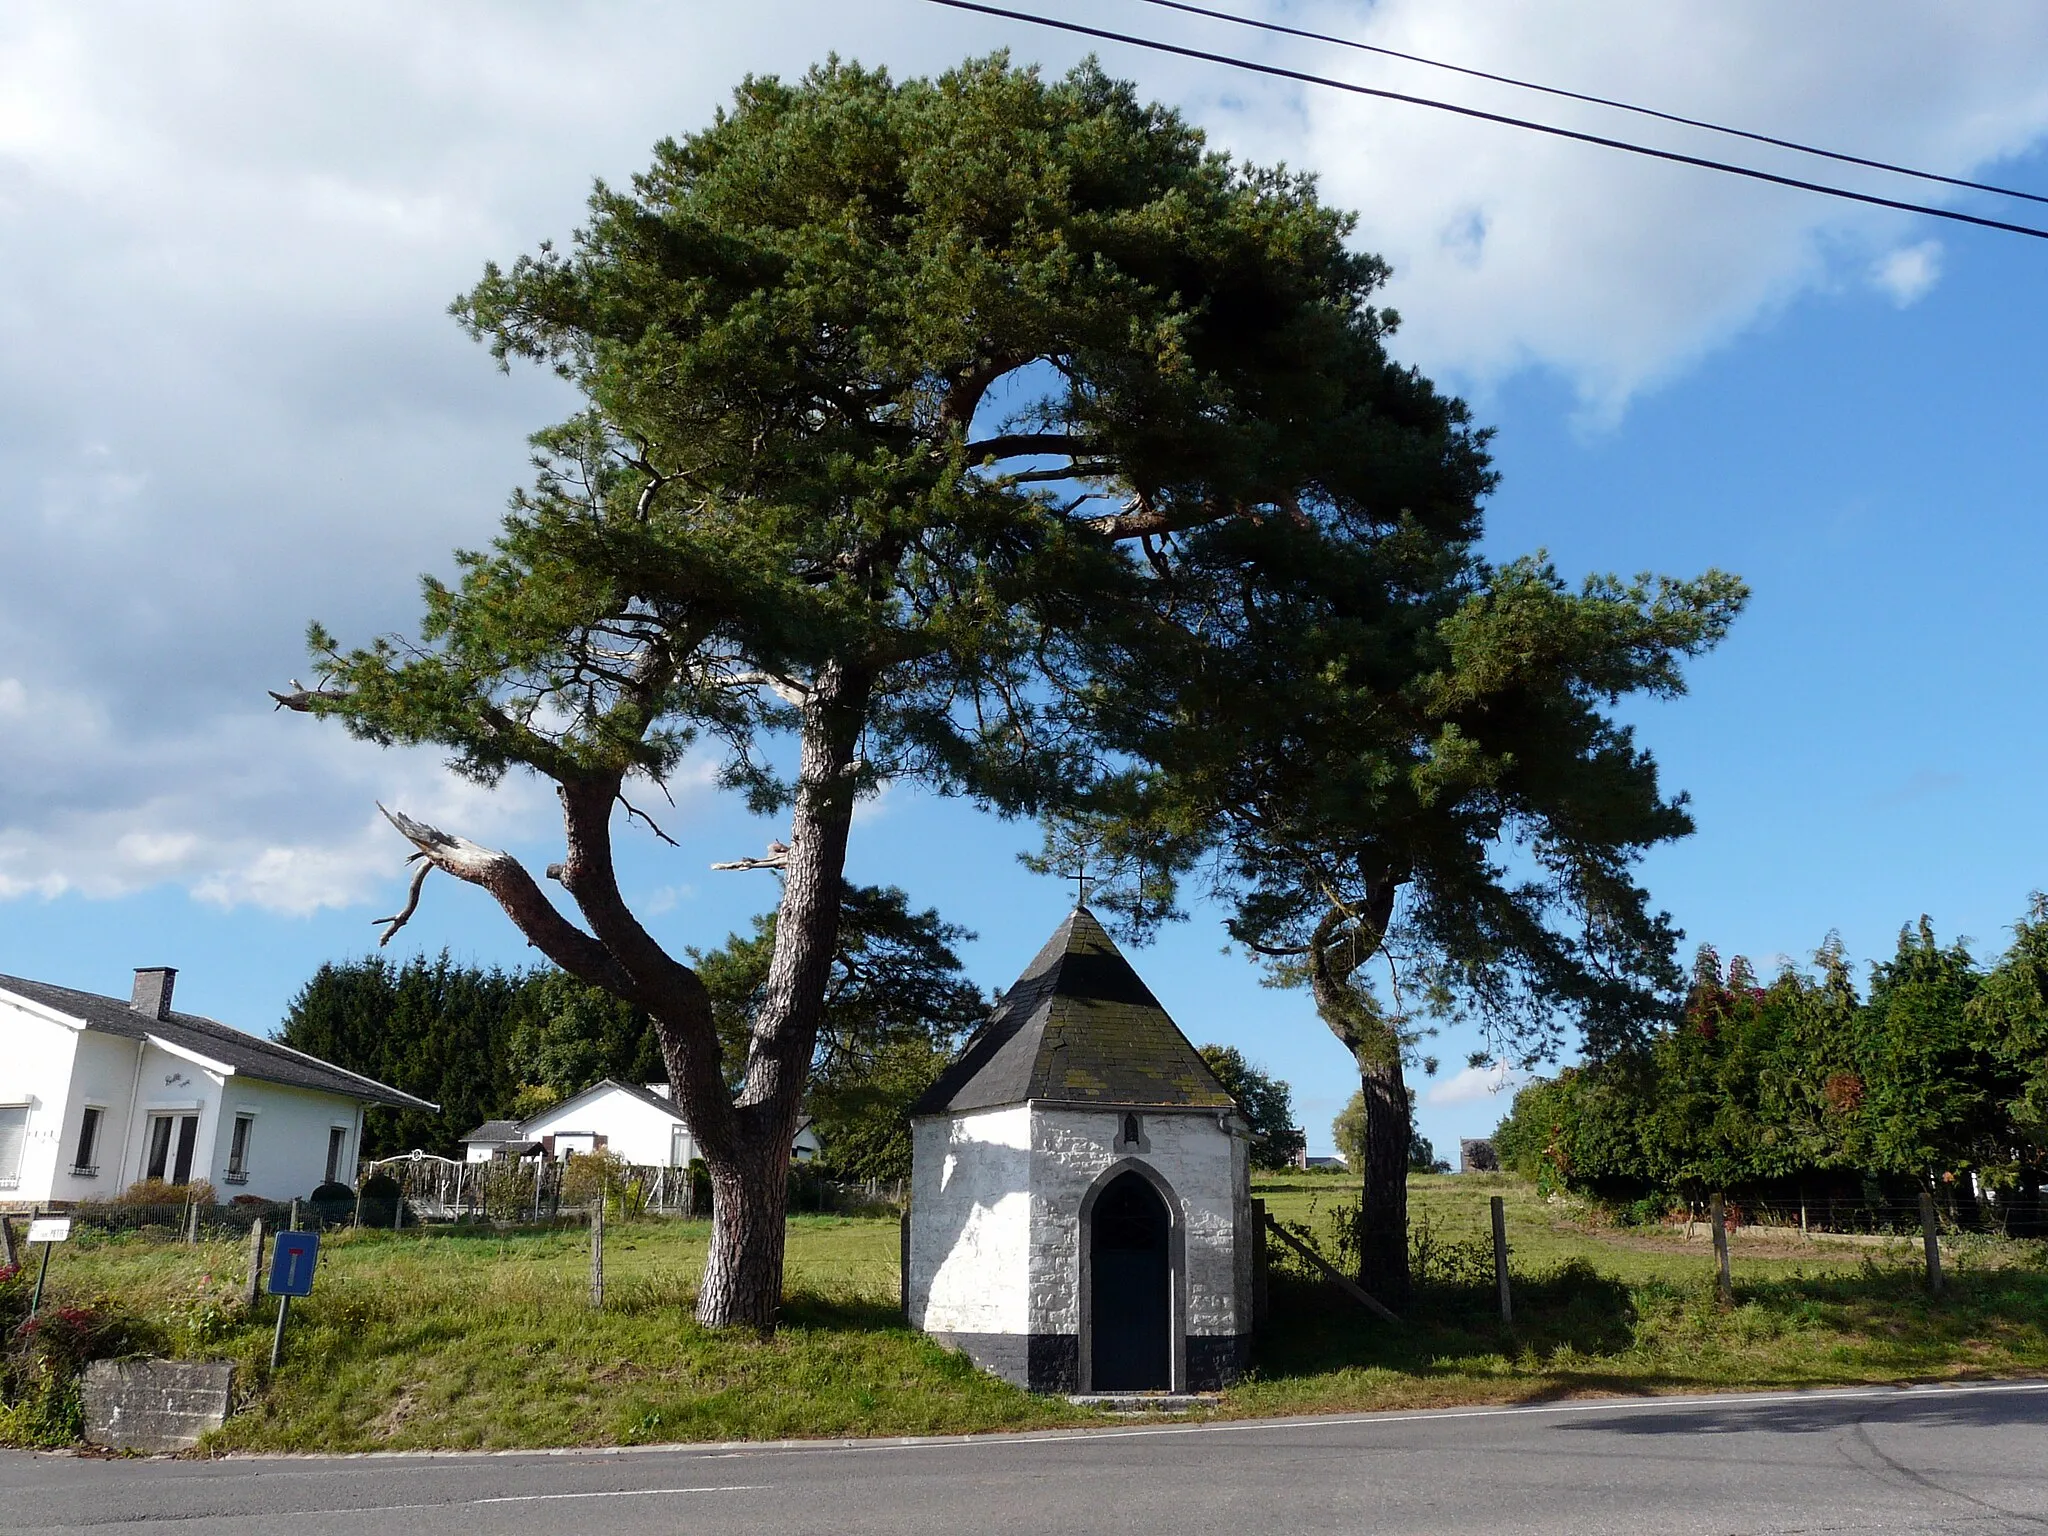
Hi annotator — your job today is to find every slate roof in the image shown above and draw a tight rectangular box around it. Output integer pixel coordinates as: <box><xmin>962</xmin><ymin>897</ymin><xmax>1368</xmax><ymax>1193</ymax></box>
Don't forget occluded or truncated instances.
<box><xmin>911</xmin><ymin>907</ymin><xmax>1235</xmax><ymax>1116</ymax></box>
<box><xmin>0</xmin><ymin>973</ymin><xmax>438</xmax><ymax>1112</ymax></box>
<box><xmin>460</xmin><ymin>1119</ymin><xmax>527</xmax><ymax>1143</ymax></box>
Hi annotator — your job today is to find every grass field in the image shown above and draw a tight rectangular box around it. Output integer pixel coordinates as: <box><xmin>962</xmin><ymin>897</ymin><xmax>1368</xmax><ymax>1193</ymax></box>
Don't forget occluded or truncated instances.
<box><xmin>11</xmin><ymin>1174</ymin><xmax>2045</xmax><ymax>1451</ymax></box>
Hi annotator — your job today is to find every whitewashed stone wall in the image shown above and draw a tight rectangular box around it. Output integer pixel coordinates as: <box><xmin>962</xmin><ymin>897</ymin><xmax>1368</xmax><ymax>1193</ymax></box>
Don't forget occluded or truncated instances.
<box><xmin>1028</xmin><ymin>1107</ymin><xmax>1249</xmax><ymax>1341</ymax></box>
<box><xmin>908</xmin><ymin>1104</ymin><xmax>1033</xmax><ymax>1335</ymax></box>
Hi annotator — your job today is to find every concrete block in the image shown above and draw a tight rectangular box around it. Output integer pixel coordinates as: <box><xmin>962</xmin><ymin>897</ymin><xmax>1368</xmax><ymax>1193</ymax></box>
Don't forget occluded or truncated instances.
<box><xmin>82</xmin><ymin>1359</ymin><xmax>233</xmax><ymax>1452</ymax></box>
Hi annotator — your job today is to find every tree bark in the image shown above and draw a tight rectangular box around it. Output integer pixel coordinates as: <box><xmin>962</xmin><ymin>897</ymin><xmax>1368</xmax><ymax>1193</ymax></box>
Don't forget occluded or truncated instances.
<box><xmin>1353</xmin><ymin>1050</ymin><xmax>1411</xmax><ymax>1307</ymax></box>
<box><xmin>1303</xmin><ymin>883</ymin><xmax>1412</xmax><ymax>1306</ymax></box>
<box><xmin>686</xmin><ymin>661</ymin><xmax>868</xmax><ymax>1328</ymax></box>
<box><xmin>363</xmin><ymin>660</ymin><xmax>869</xmax><ymax>1331</ymax></box>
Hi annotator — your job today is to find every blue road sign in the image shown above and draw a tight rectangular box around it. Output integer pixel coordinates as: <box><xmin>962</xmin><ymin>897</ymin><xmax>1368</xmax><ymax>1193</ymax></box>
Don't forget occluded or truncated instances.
<box><xmin>268</xmin><ymin>1231</ymin><xmax>320</xmax><ymax>1297</ymax></box>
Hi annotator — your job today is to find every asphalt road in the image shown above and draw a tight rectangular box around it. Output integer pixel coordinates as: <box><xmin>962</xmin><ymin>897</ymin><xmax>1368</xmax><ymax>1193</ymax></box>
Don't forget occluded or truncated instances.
<box><xmin>6</xmin><ymin>1380</ymin><xmax>2047</xmax><ymax>1535</ymax></box>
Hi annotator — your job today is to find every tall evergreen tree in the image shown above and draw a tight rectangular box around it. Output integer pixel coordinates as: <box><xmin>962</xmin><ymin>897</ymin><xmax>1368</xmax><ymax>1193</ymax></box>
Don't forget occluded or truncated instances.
<box><xmin>504</xmin><ymin>972</ymin><xmax>666</xmax><ymax>1102</ymax></box>
<box><xmin>1044</xmin><ymin>554</ymin><xmax>1740</xmax><ymax>1299</ymax></box>
<box><xmin>1971</xmin><ymin>895</ymin><xmax>2048</xmax><ymax>1228</ymax></box>
<box><xmin>278</xmin><ymin>953</ymin><xmax>525</xmax><ymax>1156</ymax></box>
<box><xmin>274</xmin><ymin>54</ymin><xmax>1732</xmax><ymax>1323</ymax></box>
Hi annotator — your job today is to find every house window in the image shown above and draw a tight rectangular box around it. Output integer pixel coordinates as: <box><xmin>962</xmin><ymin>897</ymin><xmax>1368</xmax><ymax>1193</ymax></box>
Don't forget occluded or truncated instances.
<box><xmin>71</xmin><ymin>1105</ymin><xmax>103</xmax><ymax>1176</ymax></box>
<box><xmin>325</xmin><ymin>1126</ymin><xmax>348</xmax><ymax>1185</ymax></box>
<box><xmin>145</xmin><ymin>1113</ymin><xmax>199</xmax><ymax>1184</ymax></box>
<box><xmin>224</xmin><ymin>1115</ymin><xmax>255</xmax><ymax>1184</ymax></box>
<box><xmin>0</xmin><ymin>1105</ymin><xmax>26</xmax><ymax>1189</ymax></box>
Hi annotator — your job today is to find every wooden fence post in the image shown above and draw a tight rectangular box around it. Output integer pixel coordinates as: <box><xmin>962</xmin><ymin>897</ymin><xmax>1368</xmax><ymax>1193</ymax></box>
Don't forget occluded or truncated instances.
<box><xmin>589</xmin><ymin>1197</ymin><xmax>605</xmax><ymax>1309</ymax></box>
<box><xmin>0</xmin><ymin>1213</ymin><xmax>16</xmax><ymax>1269</ymax></box>
<box><xmin>288</xmin><ymin>1198</ymin><xmax>301</xmax><ymax>1233</ymax></box>
<box><xmin>1491</xmin><ymin>1195</ymin><xmax>1513</xmax><ymax>1324</ymax></box>
<box><xmin>1919</xmin><ymin>1191</ymin><xmax>1943</xmax><ymax>1294</ymax></box>
<box><xmin>244</xmin><ymin>1218</ymin><xmax>267</xmax><ymax>1311</ymax></box>
<box><xmin>1261</xmin><ymin>1210</ymin><xmax>1400</xmax><ymax>1323</ymax></box>
<box><xmin>1710</xmin><ymin>1193</ymin><xmax>1733</xmax><ymax>1305</ymax></box>
<box><xmin>185</xmin><ymin>1200</ymin><xmax>200</xmax><ymax>1244</ymax></box>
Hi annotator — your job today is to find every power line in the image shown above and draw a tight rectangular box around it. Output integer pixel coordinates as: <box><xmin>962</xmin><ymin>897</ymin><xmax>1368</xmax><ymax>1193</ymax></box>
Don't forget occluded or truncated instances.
<box><xmin>918</xmin><ymin>0</ymin><xmax>2048</xmax><ymax>241</ymax></box>
<box><xmin>1129</xmin><ymin>0</ymin><xmax>2048</xmax><ymax>209</ymax></box>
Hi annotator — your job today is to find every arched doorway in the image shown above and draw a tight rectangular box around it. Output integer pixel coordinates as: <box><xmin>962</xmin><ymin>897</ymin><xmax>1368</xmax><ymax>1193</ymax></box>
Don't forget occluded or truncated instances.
<box><xmin>1089</xmin><ymin>1169</ymin><xmax>1172</xmax><ymax>1390</ymax></box>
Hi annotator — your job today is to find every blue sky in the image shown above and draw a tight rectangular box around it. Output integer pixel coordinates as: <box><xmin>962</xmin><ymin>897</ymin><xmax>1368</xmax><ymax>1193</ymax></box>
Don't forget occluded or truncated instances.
<box><xmin>3</xmin><ymin>2</ymin><xmax>2046</xmax><ymax>1157</ymax></box>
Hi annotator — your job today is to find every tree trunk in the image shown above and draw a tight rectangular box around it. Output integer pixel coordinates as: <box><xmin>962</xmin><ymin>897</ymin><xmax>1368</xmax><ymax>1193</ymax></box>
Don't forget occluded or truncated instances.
<box><xmin>695</xmin><ymin>1139</ymin><xmax>790</xmax><ymax>1328</ymax></box>
<box><xmin>1301</xmin><ymin>884</ymin><xmax>1411</xmax><ymax>1308</ymax></box>
<box><xmin>1354</xmin><ymin>1050</ymin><xmax>1411</xmax><ymax>1307</ymax></box>
<box><xmin>688</xmin><ymin>662</ymin><xmax>867</xmax><ymax>1328</ymax></box>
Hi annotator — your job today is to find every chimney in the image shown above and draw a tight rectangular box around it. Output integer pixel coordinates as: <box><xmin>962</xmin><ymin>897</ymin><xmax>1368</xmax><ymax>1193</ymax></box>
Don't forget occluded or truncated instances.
<box><xmin>131</xmin><ymin>967</ymin><xmax>177</xmax><ymax>1020</ymax></box>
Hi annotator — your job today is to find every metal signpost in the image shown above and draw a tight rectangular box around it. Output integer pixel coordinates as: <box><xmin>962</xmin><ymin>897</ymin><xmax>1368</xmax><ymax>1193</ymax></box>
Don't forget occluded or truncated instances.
<box><xmin>266</xmin><ymin>1229</ymin><xmax>320</xmax><ymax>1370</ymax></box>
<box><xmin>26</xmin><ymin>1214</ymin><xmax>71</xmax><ymax>1317</ymax></box>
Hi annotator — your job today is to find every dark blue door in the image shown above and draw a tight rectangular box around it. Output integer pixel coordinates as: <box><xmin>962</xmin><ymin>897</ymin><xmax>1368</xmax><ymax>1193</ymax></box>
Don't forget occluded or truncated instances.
<box><xmin>1089</xmin><ymin>1171</ymin><xmax>1171</xmax><ymax>1390</ymax></box>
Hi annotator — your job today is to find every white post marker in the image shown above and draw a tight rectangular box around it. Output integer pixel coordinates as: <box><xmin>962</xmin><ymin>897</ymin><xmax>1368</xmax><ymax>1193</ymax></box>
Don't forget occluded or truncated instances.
<box><xmin>27</xmin><ymin>1214</ymin><xmax>72</xmax><ymax>1317</ymax></box>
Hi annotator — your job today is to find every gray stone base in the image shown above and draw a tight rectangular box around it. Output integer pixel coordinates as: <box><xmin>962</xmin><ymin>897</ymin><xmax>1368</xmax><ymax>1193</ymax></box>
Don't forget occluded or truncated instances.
<box><xmin>930</xmin><ymin>1331</ymin><xmax>1248</xmax><ymax>1393</ymax></box>
<box><xmin>928</xmin><ymin>1331</ymin><xmax>1079</xmax><ymax>1392</ymax></box>
<box><xmin>1187</xmin><ymin>1333</ymin><xmax>1250</xmax><ymax>1390</ymax></box>
<box><xmin>83</xmin><ymin>1359</ymin><xmax>233</xmax><ymax>1452</ymax></box>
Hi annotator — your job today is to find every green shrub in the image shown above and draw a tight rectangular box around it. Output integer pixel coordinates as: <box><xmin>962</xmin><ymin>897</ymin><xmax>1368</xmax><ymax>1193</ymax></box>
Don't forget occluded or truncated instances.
<box><xmin>115</xmin><ymin>1177</ymin><xmax>218</xmax><ymax>1207</ymax></box>
<box><xmin>0</xmin><ymin>1274</ymin><xmax>163</xmax><ymax>1448</ymax></box>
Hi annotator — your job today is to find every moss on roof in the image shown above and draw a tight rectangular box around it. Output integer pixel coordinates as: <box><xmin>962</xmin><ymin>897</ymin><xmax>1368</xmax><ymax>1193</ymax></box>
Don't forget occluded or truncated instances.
<box><xmin>911</xmin><ymin>908</ymin><xmax>1235</xmax><ymax>1115</ymax></box>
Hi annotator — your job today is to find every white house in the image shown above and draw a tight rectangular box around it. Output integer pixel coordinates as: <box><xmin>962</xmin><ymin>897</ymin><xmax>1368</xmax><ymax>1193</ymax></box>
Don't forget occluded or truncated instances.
<box><xmin>460</xmin><ymin>1079</ymin><xmax>820</xmax><ymax>1167</ymax></box>
<box><xmin>0</xmin><ymin>966</ymin><xmax>436</xmax><ymax>1210</ymax></box>
<box><xmin>906</xmin><ymin>907</ymin><xmax>1254</xmax><ymax>1395</ymax></box>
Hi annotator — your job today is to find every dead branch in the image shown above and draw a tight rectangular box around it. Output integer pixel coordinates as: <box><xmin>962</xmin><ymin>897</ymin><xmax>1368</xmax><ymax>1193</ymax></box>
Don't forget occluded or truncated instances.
<box><xmin>372</xmin><ymin>857</ymin><xmax>433</xmax><ymax>946</ymax></box>
<box><xmin>711</xmin><ymin>839</ymin><xmax>790</xmax><ymax>873</ymax></box>
<box><xmin>268</xmin><ymin>679</ymin><xmax>331</xmax><ymax>712</ymax></box>
<box><xmin>374</xmin><ymin>803</ymin><xmax>628</xmax><ymax>991</ymax></box>
<box><xmin>718</xmin><ymin>670</ymin><xmax>814</xmax><ymax>706</ymax></box>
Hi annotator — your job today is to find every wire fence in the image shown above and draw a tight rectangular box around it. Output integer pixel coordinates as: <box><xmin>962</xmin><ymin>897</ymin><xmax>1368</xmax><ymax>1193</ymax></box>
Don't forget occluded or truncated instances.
<box><xmin>13</xmin><ymin>1157</ymin><xmax>905</xmax><ymax>1246</ymax></box>
<box><xmin>1640</xmin><ymin>1193</ymin><xmax>2046</xmax><ymax>1240</ymax></box>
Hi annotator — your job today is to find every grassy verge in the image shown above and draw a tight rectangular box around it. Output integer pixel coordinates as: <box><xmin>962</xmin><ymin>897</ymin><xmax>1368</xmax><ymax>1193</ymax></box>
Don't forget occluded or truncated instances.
<box><xmin>7</xmin><ymin>1177</ymin><xmax>2042</xmax><ymax>1451</ymax></box>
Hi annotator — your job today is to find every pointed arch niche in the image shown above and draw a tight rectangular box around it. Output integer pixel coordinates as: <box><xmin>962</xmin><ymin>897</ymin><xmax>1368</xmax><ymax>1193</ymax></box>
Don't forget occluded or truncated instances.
<box><xmin>1078</xmin><ymin>1157</ymin><xmax>1187</xmax><ymax>1393</ymax></box>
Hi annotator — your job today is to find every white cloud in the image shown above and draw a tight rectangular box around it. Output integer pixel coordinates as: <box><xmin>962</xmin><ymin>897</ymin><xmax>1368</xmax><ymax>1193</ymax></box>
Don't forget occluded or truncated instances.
<box><xmin>1872</xmin><ymin>240</ymin><xmax>1945</xmax><ymax>306</ymax></box>
<box><xmin>0</xmin><ymin>2</ymin><xmax>2044</xmax><ymax>912</ymax></box>
<box><xmin>1258</xmin><ymin>2</ymin><xmax>2048</xmax><ymax>415</ymax></box>
<box><xmin>1424</xmin><ymin>1062</ymin><xmax>1529</xmax><ymax>1106</ymax></box>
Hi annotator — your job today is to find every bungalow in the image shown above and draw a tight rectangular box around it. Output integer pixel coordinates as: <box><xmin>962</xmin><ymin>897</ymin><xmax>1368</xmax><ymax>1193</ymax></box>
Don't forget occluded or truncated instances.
<box><xmin>0</xmin><ymin>966</ymin><xmax>436</xmax><ymax>1210</ymax></box>
<box><xmin>460</xmin><ymin>1079</ymin><xmax>820</xmax><ymax>1167</ymax></box>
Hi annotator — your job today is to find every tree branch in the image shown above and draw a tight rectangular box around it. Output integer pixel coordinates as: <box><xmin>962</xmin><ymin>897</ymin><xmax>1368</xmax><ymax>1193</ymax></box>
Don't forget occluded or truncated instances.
<box><xmin>1083</xmin><ymin>493</ymin><xmax>1240</xmax><ymax>541</ymax></box>
<box><xmin>712</xmin><ymin>841</ymin><xmax>791</xmax><ymax>873</ymax></box>
<box><xmin>964</xmin><ymin>432</ymin><xmax>1092</xmax><ymax>461</ymax></box>
<box><xmin>372</xmin><ymin>856</ymin><xmax>432</xmax><ymax>946</ymax></box>
<box><xmin>616</xmin><ymin>789</ymin><xmax>679</xmax><ymax>847</ymax></box>
<box><xmin>268</xmin><ymin>679</ymin><xmax>335</xmax><ymax>711</ymax></box>
<box><xmin>938</xmin><ymin>351</ymin><xmax>1031</xmax><ymax>434</ymax></box>
<box><xmin>376</xmin><ymin>803</ymin><xmax>629</xmax><ymax>990</ymax></box>
<box><xmin>718</xmin><ymin>670</ymin><xmax>814</xmax><ymax>706</ymax></box>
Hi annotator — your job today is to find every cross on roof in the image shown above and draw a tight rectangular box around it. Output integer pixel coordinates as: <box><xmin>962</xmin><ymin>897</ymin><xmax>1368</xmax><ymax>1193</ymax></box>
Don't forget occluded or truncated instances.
<box><xmin>1056</xmin><ymin>860</ymin><xmax>1093</xmax><ymax>909</ymax></box>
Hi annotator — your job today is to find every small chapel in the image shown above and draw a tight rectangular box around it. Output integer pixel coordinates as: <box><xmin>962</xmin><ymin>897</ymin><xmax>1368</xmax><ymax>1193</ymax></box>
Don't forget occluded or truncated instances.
<box><xmin>905</xmin><ymin>906</ymin><xmax>1255</xmax><ymax>1394</ymax></box>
